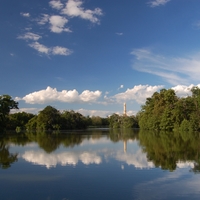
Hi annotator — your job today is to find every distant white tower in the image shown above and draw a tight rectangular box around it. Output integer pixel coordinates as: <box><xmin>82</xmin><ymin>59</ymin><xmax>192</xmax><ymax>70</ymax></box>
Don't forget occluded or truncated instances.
<box><xmin>123</xmin><ymin>103</ymin><xmax>127</xmax><ymax>116</ymax></box>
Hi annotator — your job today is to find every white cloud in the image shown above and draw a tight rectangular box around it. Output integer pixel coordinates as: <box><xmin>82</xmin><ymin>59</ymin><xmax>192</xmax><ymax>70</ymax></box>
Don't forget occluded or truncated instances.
<box><xmin>22</xmin><ymin>150</ymin><xmax>101</xmax><ymax>168</ymax></box>
<box><xmin>171</xmin><ymin>84</ymin><xmax>200</xmax><ymax>97</ymax></box>
<box><xmin>20</xmin><ymin>12</ymin><xmax>30</xmax><ymax>17</ymax></box>
<box><xmin>28</xmin><ymin>42</ymin><xmax>72</xmax><ymax>56</ymax></box>
<box><xmin>17</xmin><ymin>32</ymin><xmax>42</xmax><ymax>41</ymax></box>
<box><xmin>17</xmin><ymin>86</ymin><xmax>102</xmax><ymax>104</ymax></box>
<box><xmin>10</xmin><ymin>107</ymin><xmax>41</xmax><ymax>114</ymax></box>
<box><xmin>171</xmin><ymin>85</ymin><xmax>193</xmax><ymax>97</ymax></box>
<box><xmin>49</xmin><ymin>0</ymin><xmax>64</xmax><ymax>10</ymax></box>
<box><xmin>148</xmin><ymin>0</ymin><xmax>171</xmax><ymax>7</ymax></box>
<box><xmin>79</xmin><ymin>90</ymin><xmax>102</xmax><ymax>102</ymax></box>
<box><xmin>108</xmin><ymin>84</ymin><xmax>164</xmax><ymax>104</ymax></box>
<box><xmin>62</xmin><ymin>0</ymin><xmax>103</xmax><ymax>24</ymax></box>
<box><xmin>29</xmin><ymin>42</ymin><xmax>50</xmax><ymax>54</ymax></box>
<box><xmin>52</xmin><ymin>46</ymin><xmax>73</xmax><ymax>55</ymax></box>
<box><xmin>37</xmin><ymin>14</ymin><xmax>49</xmax><ymax>25</ymax></box>
<box><xmin>131</xmin><ymin>48</ymin><xmax>200</xmax><ymax>85</ymax></box>
<box><xmin>49</xmin><ymin>15</ymin><xmax>72</xmax><ymax>33</ymax></box>
<box><xmin>16</xmin><ymin>84</ymin><xmax>200</xmax><ymax>112</ymax></box>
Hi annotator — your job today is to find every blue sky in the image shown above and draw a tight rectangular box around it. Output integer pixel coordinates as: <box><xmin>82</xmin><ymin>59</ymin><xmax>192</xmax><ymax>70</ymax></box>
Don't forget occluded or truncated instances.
<box><xmin>2</xmin><ymin>0</ymin><xmax>200</xmax><ymax>117</ymax></box>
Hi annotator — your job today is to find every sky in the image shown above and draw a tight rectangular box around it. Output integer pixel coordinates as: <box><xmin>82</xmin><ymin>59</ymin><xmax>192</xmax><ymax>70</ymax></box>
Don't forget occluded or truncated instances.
<box><xmin>2</xmin><ymin>0</ymin><xmax>200</xmax><ymax>117</ymax></box>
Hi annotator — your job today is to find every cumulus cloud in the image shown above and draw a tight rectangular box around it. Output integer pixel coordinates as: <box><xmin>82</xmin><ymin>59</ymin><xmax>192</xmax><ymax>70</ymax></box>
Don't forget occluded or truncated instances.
<box><xmin>20</xmin><ymin>12</ymin><xmax>30</xmax><ymax>17</ymax></box>
<box><xmin>103</xmin><ymin>83</ymin><xmax>200</xmax><ymax>107</ymax></box>
<box><xmin>79</xmin><ymin>90</ymin><xmax>102</xmax><ymax>102</ymax></box>
<box><xmin>61</xmin><ymin>0</ymin><xmax>103</xmax><ymax>24</ymax></box>
<box><xmin>131</xmin><ymin>48</ymin><xmax>200</xmax><ymax>85</ymax></box>
<box><xmin>49</xmin><ymin>15</ymin><xmax>72</xmax><ymax>33</ymax></box>
<box><xmin>49</xmin><ymin>0</ymin><xmax>64</xmax><ymax>10</ymax></box>
<box><xmin>22</xmin><ymin>150</ymin><xmax>101</xmax><ymax>168</ymax></box>
<box><xmin>171</xmin><ymin>85</ymin><xmax>193</xmax><ymax>97</ymax></box>
<box><xmin>148</xmin><ymin>0</ymin><xmax>171</xmax><ymax>7</ymax></box>
<box><xmin>17</xmin><ymin>32</ymin><xmax>42</xmax><ymax>41</ymax></box>
<box><xmin>107</xmin><ymin>85</ymin><xmax>164</xmax><ymax>104</ymax></box>
<box><xmin>17</xmin><ymin>86</ymin><xmax>101</xmax><ymax>104</ymax></box>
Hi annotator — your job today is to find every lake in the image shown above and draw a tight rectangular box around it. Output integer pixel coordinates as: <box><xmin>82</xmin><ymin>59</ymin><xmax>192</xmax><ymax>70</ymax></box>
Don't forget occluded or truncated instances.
<box><xmin>0</xmin><ymin>128</ymin><xmax>200</xmax><ymax>200</ymax></box>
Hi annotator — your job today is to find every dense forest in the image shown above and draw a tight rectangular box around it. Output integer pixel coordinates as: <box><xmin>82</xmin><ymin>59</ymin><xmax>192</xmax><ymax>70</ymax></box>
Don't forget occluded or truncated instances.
<box><xmin>1</xmin><ymin>86</ymin><xmax>200</xmax><ymax>133</ymax></box>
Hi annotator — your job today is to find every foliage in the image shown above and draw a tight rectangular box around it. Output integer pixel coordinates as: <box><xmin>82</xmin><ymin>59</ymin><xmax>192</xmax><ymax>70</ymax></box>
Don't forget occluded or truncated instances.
<box><xmin>26</xmin><ymin>107</ymin><xmax>88</xmax><ymax>131</ymax></box>
<box><xmin>8</xmin><ymin>112</ymin><xmax>35</xmax><ymax>130</ymax></box>
<box><xmin>0</xmin><ymin>95</ymin><xmax>18</xmax><ymax>132</ymax></box>
<box><xmin>109</xmin><ymin>113</ymin><xmax>139</xmax><ymax>129</ymax></box>
<box><xmin>138</xmin><ymin>87</ymin><xmax>200</xmax><ymax>131</ymax></box>
<box><xmin>60</xmin><ymin>110</ymin><xmax>87</xmax><ymax>130</ymax></box>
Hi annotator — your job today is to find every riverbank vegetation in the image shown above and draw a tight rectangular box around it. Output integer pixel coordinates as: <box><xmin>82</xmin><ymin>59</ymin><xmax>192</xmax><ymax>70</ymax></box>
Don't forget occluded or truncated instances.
<box><xmin>2</xmin><ymin>86</ymin><xmax>200</xmax><ymax>133</ymax></box>
<box><xmin>0</xmin><ymin>95</ymin><xmax>138</xmax><ymax>133</ymax></box>
<box><xmin>138</xmin><ymin>86</ymin><xmax>200</xmax><ymax>131</ymax></box>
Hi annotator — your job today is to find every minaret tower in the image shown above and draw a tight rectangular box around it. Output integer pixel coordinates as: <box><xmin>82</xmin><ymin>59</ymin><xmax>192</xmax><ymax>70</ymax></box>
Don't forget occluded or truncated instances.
<box><xmin>123</xmin><ymin>103</ymin><xmax>127</xmax><ymax>116</ymax></box>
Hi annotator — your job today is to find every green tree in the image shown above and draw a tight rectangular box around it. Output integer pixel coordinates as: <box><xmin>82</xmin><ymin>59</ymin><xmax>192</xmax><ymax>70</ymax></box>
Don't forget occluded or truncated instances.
<box><xmin>109</xmin><ymin>114</ymin><xmax>120</xmax><ymax>128</ymax></box>
<box><xmin>61</xmin><ymin>110</ymin><xmax>87</xmax><ymax>129</ymax></box>
<box><xmin>8</xmin><ymin>112</ymin><xmax>35</xmax><ymax>130</ymax></box>
<box><xmin>139</xmin><ymin>89</ymin><xmax>178</xmax><ymax>130</ymax></box>
<box><xmin>26</xmin><ymin>115</ymin><xmax>38</xmax><ymax>130</ymax></box>
<box><xmin>91</xmin><ymin>116</ymin><xmax>102</xmax><ymax>126</ymax></box>
<box><xmin>37</xmin><ymin>106</ymin><xmax>61</xmax><ymax>130</ymax></box>
<box><xmin>0</xmin><ymin>95</ymin><xmax>18</xmax><ymax>131</ymax></box>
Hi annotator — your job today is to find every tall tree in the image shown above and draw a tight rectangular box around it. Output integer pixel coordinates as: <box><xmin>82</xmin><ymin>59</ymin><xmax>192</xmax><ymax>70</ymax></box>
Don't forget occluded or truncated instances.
<box><xmin>0</xmin><ymin>95</ymin><xmax>18</xmax><ymax>131</ymax></box>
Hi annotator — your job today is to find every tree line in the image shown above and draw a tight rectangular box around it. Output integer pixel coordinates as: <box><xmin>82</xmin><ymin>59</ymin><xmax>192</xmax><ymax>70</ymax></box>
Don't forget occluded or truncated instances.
<box><xmin>0</xmin><ymin>95</ymin><xmax>139</xmax><ymax>132</ymax></box>
<box><xmin>2</xmin><ymin>86</ymin><xmax>200</xmax><ymax>132</ymax></box>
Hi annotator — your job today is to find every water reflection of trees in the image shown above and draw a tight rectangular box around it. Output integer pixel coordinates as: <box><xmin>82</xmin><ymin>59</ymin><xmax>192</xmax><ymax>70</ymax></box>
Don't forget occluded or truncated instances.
<box><xmin>109</xmin><ymin>129</ymin><xmax>139</xmax><ymax>142</ymax></box>
<box><xmin>2</xmin><ymin>129</ymin><xmax>200</xmax><ymax>172</ymax></box>
<box><xmin>0</xmin><ymin>141</ymin><xmax>18</xmax><ymax>169</ymax></box>
<box><xmin>139</xmin><ymin>130</ymin><xmax>200</xmax><ymax>172</ymax></box>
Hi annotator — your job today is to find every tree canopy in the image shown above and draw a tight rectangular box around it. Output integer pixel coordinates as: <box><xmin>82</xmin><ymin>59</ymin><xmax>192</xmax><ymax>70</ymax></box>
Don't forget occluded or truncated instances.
<box><xmin>0</xmin><ymin>95</ymin><xmax>18</xmax><ymax>131</ymax></box>
<box><xmin>138</xmin><ymin>87</ymin><xmax>200</xmax><ymax>131</ymax></box>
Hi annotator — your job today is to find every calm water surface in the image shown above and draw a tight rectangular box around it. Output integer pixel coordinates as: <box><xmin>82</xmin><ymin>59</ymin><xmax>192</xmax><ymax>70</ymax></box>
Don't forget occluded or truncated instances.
<box><xmin>0</xmin><ymin>129</ymin><xmax>200</xmax><ymax>200</ymax></box>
